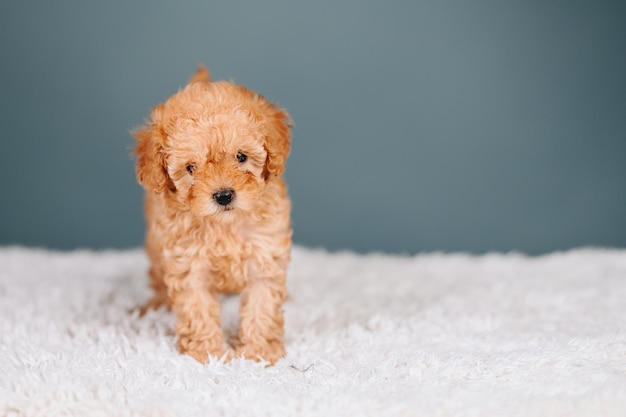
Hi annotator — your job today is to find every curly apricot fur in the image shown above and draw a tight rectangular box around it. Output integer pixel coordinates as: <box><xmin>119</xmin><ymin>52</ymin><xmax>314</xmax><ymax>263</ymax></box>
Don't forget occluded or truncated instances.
<box><xmin>134</xmin><ymin>66</ymin><xmax>292</xmax><ymax>364</ymax></box>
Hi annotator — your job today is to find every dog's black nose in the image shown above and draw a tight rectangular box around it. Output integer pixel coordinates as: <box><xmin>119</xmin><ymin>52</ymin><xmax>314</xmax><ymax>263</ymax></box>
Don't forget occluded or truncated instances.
<box><xmin>213</xmin><ymin>189</ymin><xmax>234</xmax><ymax>206</ymax></box>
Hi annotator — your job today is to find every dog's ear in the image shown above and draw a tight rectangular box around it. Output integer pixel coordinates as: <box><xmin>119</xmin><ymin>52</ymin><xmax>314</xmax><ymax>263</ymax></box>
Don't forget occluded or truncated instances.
<box><xmin>188</xmin><ymin>65</ymin><xmax>211</xmax><ymax>85</ymax></box>
<box><xmin>133</xmin><ymin>105</ymin><xmax>175</xmax><ymax>193</ymax></box>
<box><xmin>263</xmin><ymin>107</ymin><xmax>292</xmax><ymax>180</ymax></box>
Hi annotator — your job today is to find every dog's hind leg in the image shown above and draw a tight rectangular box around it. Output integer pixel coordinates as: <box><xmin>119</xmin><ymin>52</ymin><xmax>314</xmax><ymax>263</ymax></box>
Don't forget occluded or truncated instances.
<box><xmin>139</xmin><ymin>264</ymin><xmax>170</xmax><ymax>316</ymax></box>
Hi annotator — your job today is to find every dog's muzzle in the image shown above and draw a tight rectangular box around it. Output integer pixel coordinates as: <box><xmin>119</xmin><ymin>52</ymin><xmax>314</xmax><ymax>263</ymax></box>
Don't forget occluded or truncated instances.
<box><xmin>213</xmin><ymin>189</ymin><xmax>235</xmax><ymax>206</ymax></box>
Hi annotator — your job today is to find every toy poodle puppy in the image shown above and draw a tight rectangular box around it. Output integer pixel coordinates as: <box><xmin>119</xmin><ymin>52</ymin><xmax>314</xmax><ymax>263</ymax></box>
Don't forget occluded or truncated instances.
<box><xmin>134</xmin><ymin>66</ymin><xmax>292</xmax><ymax>364</ymax></box>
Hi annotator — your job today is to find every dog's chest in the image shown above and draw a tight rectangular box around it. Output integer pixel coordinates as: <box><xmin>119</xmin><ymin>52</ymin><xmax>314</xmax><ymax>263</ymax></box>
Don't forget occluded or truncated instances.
<box><xmin>200</xmin><ymin>221</ymin><xmax>255</xmax><ymax>291</ymax></box>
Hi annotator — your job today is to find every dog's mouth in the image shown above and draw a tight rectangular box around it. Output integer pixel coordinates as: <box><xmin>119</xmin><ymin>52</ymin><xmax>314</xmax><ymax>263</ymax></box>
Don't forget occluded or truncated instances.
<box><xmin>206</xmin><ymin>203</ymin><xmax>238</xmax><ymax>223</ymax></box>
<box><xmin>210</xmin><ymin>201</ymin><xmax>236</xmax><ymax>216</ymax></box>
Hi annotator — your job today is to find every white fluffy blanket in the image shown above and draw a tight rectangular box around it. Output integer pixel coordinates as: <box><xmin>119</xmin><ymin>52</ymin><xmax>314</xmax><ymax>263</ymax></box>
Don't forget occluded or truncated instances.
<box><xmin>1</xmin><ymin>246</ymin><xmax>625</xmax><ymax>416</ymax></box>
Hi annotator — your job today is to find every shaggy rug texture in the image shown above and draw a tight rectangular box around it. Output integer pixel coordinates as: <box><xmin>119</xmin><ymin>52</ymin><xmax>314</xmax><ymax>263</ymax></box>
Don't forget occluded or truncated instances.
<box><xmin>0</xmin><ymin>246</ymin><xmax>625</xmax><ymax>417</ymax></box>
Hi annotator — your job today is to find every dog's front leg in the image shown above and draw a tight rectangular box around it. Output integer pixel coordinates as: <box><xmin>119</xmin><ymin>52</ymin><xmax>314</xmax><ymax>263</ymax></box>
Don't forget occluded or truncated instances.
<box><xmin>167</xmin><ymin>272</ymin><xmax>228</xmax><ymax>363</ymax></box>
<box><xmin>237</xmin><ymin>266</ymin><xmax>287</xmax><ymax>364</ymax></box>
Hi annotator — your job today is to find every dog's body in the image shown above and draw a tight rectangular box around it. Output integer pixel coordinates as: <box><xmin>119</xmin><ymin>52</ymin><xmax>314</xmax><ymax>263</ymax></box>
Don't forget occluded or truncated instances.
<box><xmin>134</xmin><ymin>67</ymin><xmax>292</xmax><ymax>364</ymax></box>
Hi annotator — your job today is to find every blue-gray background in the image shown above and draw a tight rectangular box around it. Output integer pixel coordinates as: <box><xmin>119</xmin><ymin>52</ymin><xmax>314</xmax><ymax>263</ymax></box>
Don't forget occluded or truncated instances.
<box><xmin>1</xmin><ymin>1</ymin><xmax>625</xmax><ymax>254</ymax></box>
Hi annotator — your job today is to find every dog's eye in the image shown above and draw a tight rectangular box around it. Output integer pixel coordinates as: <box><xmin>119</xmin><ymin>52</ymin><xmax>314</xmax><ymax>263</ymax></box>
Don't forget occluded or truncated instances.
<box><xmin>186</xmin><ymin>164</ymin><xmax>196</xmax><ymax>175</ymax></box>
<box><xmin>236</xmin><ymin>152</ymin><xmax>248</xmax><ymax>163</ymax></box>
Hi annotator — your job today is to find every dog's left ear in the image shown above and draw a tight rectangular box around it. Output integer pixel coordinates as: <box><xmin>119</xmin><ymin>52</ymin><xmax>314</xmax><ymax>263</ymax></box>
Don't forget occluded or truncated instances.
<box><xmin>263</xmin><ymin>107</ymin><xmax>292</xmax><ymax>179</ymax></box>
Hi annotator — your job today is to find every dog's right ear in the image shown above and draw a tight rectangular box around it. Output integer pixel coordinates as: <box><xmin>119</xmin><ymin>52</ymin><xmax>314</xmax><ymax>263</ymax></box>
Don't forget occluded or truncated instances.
<box><xmin>188</xmin><ymin>65</ymin><xmax>211</xmax><ymax>85</ymax></box>
<box><xmin>133</xmin><ymin>105</ymin><xmax>174</xmax><ymax>194</ymax></box>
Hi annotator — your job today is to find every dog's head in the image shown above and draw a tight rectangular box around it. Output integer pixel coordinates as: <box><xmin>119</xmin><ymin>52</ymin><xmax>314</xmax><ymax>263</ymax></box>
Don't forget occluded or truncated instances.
<box><xmin>134</xmin><ymin>66</ymin><xmax>291</xmax><ymax>221</ymax></box>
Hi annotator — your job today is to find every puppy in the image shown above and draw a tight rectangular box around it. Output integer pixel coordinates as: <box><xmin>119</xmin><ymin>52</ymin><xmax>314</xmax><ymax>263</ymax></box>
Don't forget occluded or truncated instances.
<box><xmin>134</xmin><ymin>66</ymin><xmax>292</xmax><ymax>364</ymax></box>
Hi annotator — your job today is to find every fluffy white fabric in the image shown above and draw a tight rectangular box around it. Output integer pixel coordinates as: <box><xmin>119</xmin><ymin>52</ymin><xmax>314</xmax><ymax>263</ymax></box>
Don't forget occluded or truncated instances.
<box><xmin>1</xmin><ymin>246</ymin><xmax>625</xmax><ymax>416</ymax></box>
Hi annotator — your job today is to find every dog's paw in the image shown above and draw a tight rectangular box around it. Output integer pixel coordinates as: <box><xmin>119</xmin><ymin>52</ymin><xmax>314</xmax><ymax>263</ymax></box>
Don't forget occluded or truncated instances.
<box><xmin>184</xmin><ymin>346</ymin><xmax>234</xmax><ymax>364</ymax></box>
<box><xmin>179</xmin><ymin>337</ymin><xmax>232</xmax><ymax>364</ymax></box>
<box><xmin>235</xmin><ymin>341</ymin><xmax>285</xmax><ymax>364</ymax></box>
